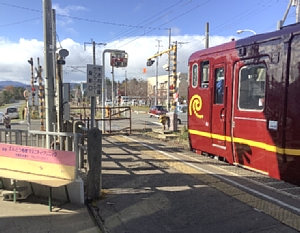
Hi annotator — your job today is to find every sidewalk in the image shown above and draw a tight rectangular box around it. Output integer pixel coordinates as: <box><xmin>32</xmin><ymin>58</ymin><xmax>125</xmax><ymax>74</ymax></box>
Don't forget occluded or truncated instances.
<box><xmin>95</xmin><ymin>134</ymin><xmax>300</xmax><ymax>233</ymax></box>
<box><xmin>0</xmin><ymin>192</ymin><xmax>99</xmax><ymax>233</ymax></box>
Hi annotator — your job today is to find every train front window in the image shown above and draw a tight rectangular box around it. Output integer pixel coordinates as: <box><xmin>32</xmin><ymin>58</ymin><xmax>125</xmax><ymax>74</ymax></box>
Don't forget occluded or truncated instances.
<box><xmin>200</xmin><ymin>60</ymin><xmax>209</xmax><ymax>88</ymax></box>
<box><xmin>238</xmin><ymin>64</ymin><xmax>266</xmax><ymax>111</ymax></box>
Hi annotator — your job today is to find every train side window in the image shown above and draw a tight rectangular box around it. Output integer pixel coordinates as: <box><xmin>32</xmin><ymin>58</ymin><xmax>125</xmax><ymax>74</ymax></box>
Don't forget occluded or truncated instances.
<box><xmin>200</xmin><ymin>60</ymin><xmax>209</xmax><ymax>88</ymax></box>
<box><xmin>238</xmin><ymin>64</ymin><xmax>266</xmax><ymax>110</ymax></box>
<box><xmin>192</xmin><ymin>64</ymin><xmax>198</xmax><ymax>87</ymax></box>
<box><xmin>214</xmin><ymin>67</ymin><xmax>224</xmax><ymax>104</ymax></box>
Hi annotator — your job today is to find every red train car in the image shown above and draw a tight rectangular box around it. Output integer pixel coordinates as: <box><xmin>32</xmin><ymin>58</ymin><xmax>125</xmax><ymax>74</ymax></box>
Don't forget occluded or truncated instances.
<box><xmin>188</xmin><ymin>22</ymin><xmax>300</xmax><ymax>185</ymax></box>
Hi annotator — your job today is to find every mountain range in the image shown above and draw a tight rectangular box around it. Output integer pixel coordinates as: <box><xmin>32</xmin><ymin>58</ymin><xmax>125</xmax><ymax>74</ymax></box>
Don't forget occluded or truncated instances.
<box><xmin>0</xmin><ymin>81</ymin><xmax>81</xmax><ymax>89</ymax></box>
<box><xmin>0</xmin><ymin>81</ymin><xmax>29</xmax><ymax>89</ymax></box>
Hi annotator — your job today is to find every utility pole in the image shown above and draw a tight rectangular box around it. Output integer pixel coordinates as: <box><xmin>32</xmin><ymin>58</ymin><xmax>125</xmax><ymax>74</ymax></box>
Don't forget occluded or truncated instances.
<box><xmin>205</xmin><ymin>22</ymin><xmax>209</xmax><ymax>49</ymax></box>
<box><xmin>52</xmin><ymin>9</ymin><xmax>63</xmax><ymax>132</ymax></box>
<box><xmin>167</xmin><ymin>28</ymin><xmax>171</xmax><ymax>111</ymax></box>
<box><xmin>84</xmin><ymin>40</ymin><xmax>106</xmax><ymax>128</ymax></box>
<box><xmin>296</xmin><ymin>0</ymin><xmax>300</xmax><ymax>23</ymax></box>
<box><xmin>155</xmin><ymin>39</ymin><xmax>162</xmax><ymax>105</ymax></box>
<box><xmin>43</xmin><ymin>0</ymin><xmax>55</xmax><ymax>148</ymax></box>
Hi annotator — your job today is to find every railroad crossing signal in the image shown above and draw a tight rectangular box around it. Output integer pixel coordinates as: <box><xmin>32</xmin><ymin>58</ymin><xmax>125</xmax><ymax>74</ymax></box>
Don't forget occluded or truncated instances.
<box><xmin>110</xmin><ymin>51</ymin><xmax>128</xmax><ymax>68</ymax></box>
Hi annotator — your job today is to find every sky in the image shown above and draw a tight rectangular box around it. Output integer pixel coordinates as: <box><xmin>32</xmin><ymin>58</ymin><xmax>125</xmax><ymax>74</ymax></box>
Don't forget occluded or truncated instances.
<box><xmin>0</xmin><ymin>0</ymin><xmax>297</xmax><ymax>84</ymax></box>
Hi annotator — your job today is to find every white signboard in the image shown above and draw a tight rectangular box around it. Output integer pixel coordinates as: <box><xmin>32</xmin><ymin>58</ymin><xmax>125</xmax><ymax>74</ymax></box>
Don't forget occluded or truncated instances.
<box><xmin>86</xmin><ymin>64</ymin><xmax>102</xmax><ymax>97</ymax></box>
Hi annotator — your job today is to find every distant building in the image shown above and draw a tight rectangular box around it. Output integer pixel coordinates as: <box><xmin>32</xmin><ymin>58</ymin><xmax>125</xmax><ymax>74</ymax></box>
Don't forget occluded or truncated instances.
<box><xmin>80</xmin><ymin>82</ymin><xmax>87</xmax><ymax>97</ymax></box>
<box><xmin>147</xmin><ymin>72</ymin><xmax>188</xmax><ymax>105</ymax></box>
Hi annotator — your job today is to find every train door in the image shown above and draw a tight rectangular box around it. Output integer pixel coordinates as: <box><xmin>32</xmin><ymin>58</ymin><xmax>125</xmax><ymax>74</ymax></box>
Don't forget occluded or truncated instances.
<box><xmin>231</xmin><ymin>60</ymin><xmax>270</xmax><ymax>173</ymax></box>
<box><xmin>211</xmin><ymin>64</ymin><xmax>226</xmax><ymax>148</ymax></box>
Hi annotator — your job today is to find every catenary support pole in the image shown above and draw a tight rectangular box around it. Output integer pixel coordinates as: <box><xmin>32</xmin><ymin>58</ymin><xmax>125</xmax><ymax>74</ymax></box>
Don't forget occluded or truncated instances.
<box><xmin>43</xmin><ymin>0</ymin><xmax>55</xmax><ymax>148</ymax></box>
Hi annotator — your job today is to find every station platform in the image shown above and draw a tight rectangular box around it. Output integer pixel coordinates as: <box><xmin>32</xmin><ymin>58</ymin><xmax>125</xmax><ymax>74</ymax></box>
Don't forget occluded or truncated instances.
<box><xmin>95</xmin><ymin>133</ymin><xmax>300</xmax><ymax>233</ymax></box>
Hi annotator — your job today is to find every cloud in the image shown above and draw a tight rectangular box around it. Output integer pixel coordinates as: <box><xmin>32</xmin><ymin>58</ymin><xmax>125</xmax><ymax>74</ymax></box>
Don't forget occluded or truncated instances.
<box><xmin>133</xmin><ymin>3</ymin><xmax>142</xmax><ymax>12</ymax></box>
<box><xmin>53</xmin><ymin>3</ymin><xmax>88</xmax><ymax>27</ymax></box>
<box><xmin>53</xmin><ymin>3</ymin><xmax>87</xmax><ymax>16</ymax></box>
<box><xmin>0</xmin><ymin>34</ymin><xmax>236</xmax><ymax>84</ymax></box>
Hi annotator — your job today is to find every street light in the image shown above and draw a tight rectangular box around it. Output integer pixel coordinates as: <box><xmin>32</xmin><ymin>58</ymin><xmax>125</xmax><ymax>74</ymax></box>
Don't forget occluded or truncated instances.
<box><xmin>237</xmin><ymin>29</ymin><xmax>257</xmax><ymax>35</ymax></box>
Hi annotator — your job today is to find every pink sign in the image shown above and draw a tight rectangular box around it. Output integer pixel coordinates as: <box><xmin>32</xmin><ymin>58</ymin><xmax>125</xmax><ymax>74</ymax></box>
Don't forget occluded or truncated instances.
<box><xmin>0</xmin><ymin>143</ymin><xmax>76</xmax><ymax>167</ymax></box>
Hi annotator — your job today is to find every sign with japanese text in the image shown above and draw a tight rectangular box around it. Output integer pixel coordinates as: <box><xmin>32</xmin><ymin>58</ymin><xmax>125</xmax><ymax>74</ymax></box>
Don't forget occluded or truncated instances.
<box><xmin>0</xmin><ymin>144</ymin><xmax>76</xmax><ymax>187</ymax></box>
<box><xmin>86</xmin><ymin>64</ymin><xmax>102</xmax><ymax>97</ymax></box>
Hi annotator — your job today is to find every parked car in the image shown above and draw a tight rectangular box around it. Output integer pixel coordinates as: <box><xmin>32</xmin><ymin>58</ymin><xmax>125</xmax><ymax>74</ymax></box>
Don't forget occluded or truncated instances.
<box><xmin>138</xmin><ymin>100</ymin><xmax>146</xmax><ymax>106</ymax></box>
<box><xmin>0</xmin><ymin>112</ymin><xmax>4</xmax><ymax>123</ymax></box>
<box><xmin>5</xmin><ymin>107</ymin><xmax>19</xmax><ymax>119</ymax></box>
<box><xmin>131</xmin><ymin>99</ymin><xmax>138</xmax><ymax>106</ymax></box>
<box><xmin>168</xmin><ymin>105</ymin><xmax>188</xmax><ymax>125</ymax></box>
<box><xmin>149</xmin><ymin>105</ymin><xmax>168</xmax><ymax>117</ymax></box>
<box><xmin>105</xmin><ymin>100</ymin><xmax>112</xmax><ymax>106</ymax></box>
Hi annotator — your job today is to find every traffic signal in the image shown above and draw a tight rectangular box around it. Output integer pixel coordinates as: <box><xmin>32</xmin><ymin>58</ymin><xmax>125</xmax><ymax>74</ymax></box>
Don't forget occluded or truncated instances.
<box><xmin>146</xmin><ymin>59</ymin><xmax>155</xmax><ymax>66</ymax></box>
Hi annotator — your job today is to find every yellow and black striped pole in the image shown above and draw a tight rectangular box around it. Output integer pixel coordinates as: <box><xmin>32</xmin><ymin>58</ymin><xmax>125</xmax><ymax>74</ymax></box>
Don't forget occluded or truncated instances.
<box><xmin>29</xmin><ymin>58</ymin><xmax>35</xmax><ymax>110</ymax></box>
<box><xmin>37</xmin><ymin>58</ymin><xmax>45</xmax><ymax>131</ymax></box>
<box><xmin>172</xmin><ymin>42</ymin><xmax>177</xmax><ymax>109</ymax></box>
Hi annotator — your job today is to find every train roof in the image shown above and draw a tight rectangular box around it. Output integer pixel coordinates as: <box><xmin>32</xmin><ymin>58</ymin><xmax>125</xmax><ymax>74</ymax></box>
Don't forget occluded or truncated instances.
<box><xmin>189</xmin><ymin>22</ymin><xmax>300</xmax><ymax>62</ymax></box>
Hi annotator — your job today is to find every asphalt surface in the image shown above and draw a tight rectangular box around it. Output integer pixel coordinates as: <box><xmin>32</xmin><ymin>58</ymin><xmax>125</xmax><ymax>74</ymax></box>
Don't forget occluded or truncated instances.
<box><xmin>96</xmin><ymin>133</ymin><xmax>300</xmax><ymax>233</ymax></box>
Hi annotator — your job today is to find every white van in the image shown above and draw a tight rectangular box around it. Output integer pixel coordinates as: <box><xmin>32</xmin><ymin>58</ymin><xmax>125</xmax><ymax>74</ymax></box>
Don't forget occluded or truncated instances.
<box><xmin>6</xmin><ymin>107</ymin><xmax>19</xmax><ymax>119</ymax></box>
<box><xmin>121</xmin><ymin>96</ymin><xmax>129</xmax><ymax>106</ymax></box>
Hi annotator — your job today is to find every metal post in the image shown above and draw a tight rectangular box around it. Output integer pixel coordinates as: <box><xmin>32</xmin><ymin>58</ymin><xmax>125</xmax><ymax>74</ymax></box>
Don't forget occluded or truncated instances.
<box><xmin>56</xmin><ymin>54</ymin><xmax>63</xmax><ymax>132</ymax></box>
<box><xmin>155</xmin><ymin>56</ymin><xmax>158</xmax><ymax>106</ymax></box>
<box><xmin>43</xmin><ymin>0</ymin><xmax>55</xmax><ymax>148</ymax></box>
<box><xmin>84</xmin><ymin>40</ymin><xmax>106</xmax><ymax>129</ymax></box>
<box><xmin>90</xmin><ymin>41</ymin><xmax>96</xmax><ymax>128</ymax></box>
<box><xmin>112</xmin><ymin>66</ymin><xmax>115</xmax><ymax>108</ymax></box>
<box><xmin>102</xmin><ymin>51</ymin><xmax>106</xmax><ymax>133</ymax></box>
<box><xmin>101</xmin><ymin>49</ymin><xmax>125</xmax><ymax>133</ymax></box>
<box><xmin>125</xmin><ymin>70</ymin><xmax>127</xmax><ymax>96</ymax></box>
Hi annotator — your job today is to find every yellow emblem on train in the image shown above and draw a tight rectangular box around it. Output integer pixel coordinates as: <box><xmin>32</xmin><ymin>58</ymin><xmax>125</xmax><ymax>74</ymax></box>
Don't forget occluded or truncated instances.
<box><xmin>189</xmin><ymin>94</ymin><xmax>204</xmax><ymax>119</ymax></box>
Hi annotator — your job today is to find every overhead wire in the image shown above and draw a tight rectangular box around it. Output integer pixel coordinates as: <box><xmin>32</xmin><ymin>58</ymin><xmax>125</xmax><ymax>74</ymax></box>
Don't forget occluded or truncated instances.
<box><xmin>106</xmin><ymin>0</ymin><xmax>185</xmax><ymax>43</ymax></box>
<box><xmin>0</xmin><ymin>0</ymin><xmax>288</xmax><ymax>78</ymax></box>
<box><xmin>114</xmin><ymin>0</ymin><xmax>210</xmax><ymax>49</ymax></box>
<box><xmin>179</xmin><ymin>0</ymin><xmax>278</xmax><ymax>56</ymax></box>
<box><xmin>107</xmin><ymin>0</ymin><xmax>193</xmax><ymax>44</ymax></box>
<box><xmin>0</xmin><ymin>17</ymin><xmax>42</xmax><ymax>27</ymax></box>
